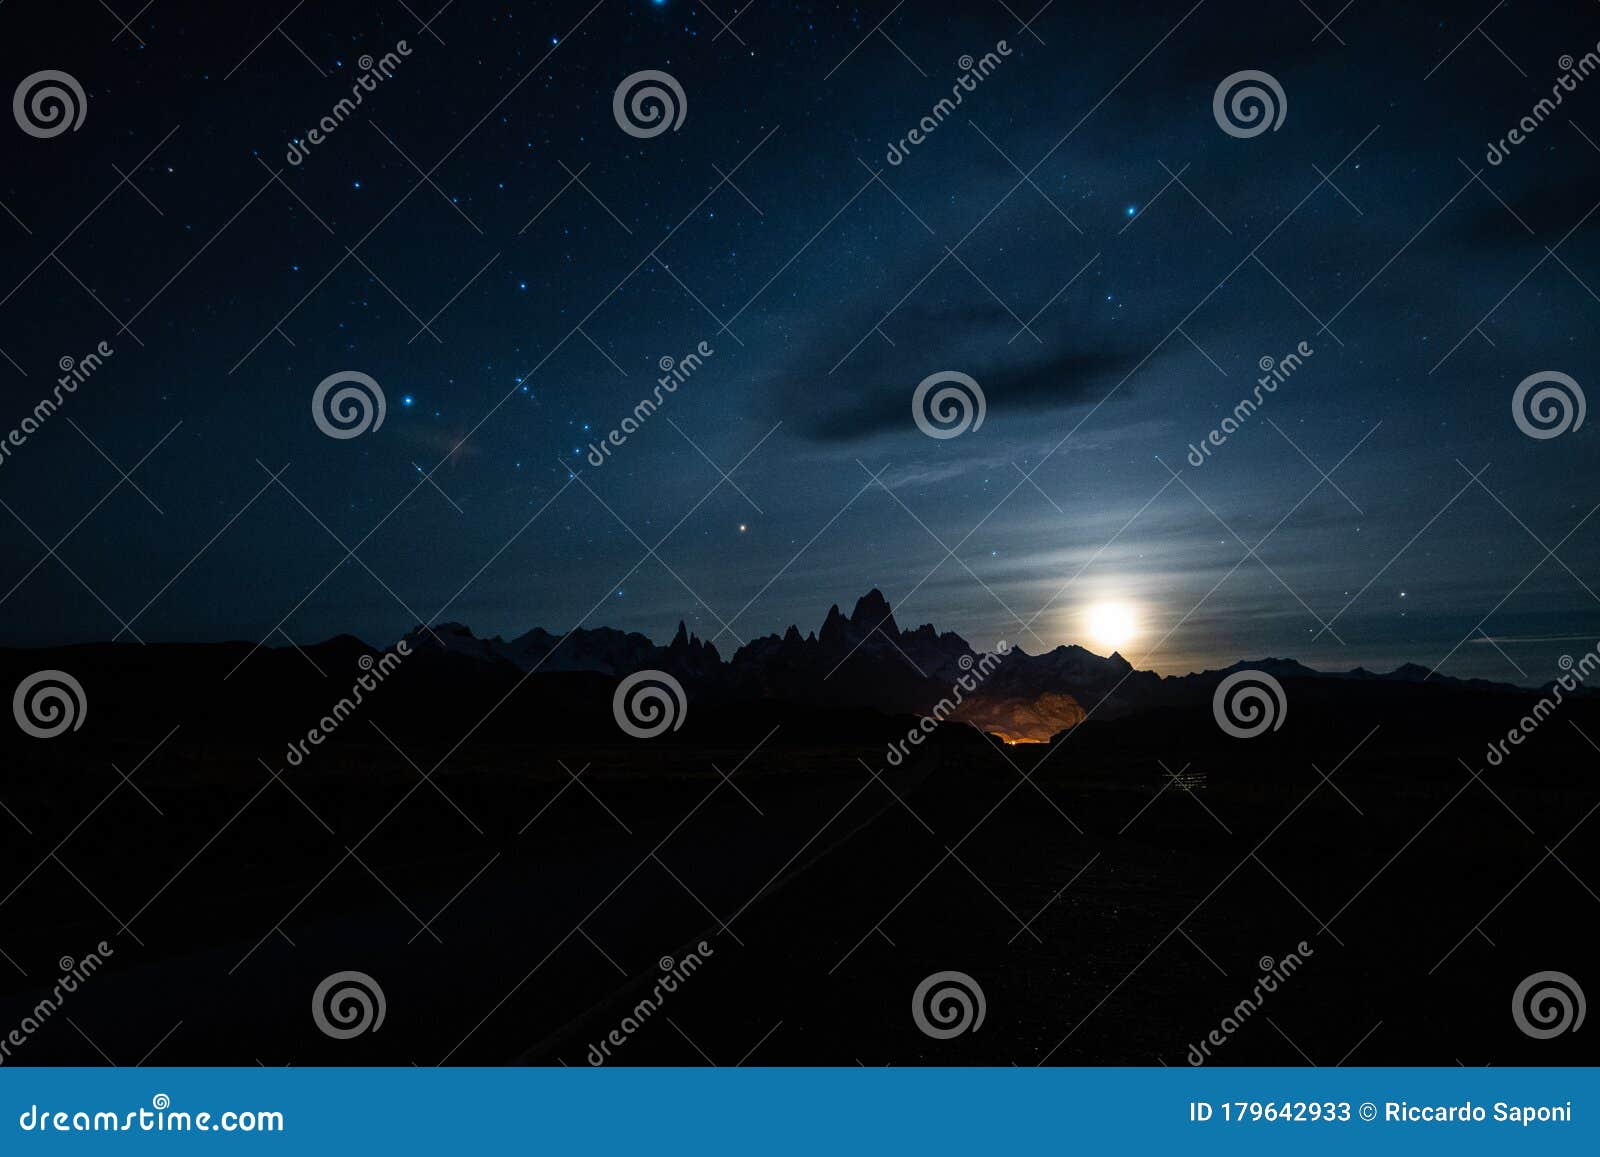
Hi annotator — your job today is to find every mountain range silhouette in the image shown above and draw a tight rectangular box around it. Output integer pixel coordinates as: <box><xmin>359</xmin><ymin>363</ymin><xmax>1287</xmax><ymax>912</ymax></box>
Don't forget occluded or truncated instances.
<box><xmin>0</xmin><ymin>589</ymin><xmax>1554</xmax><ymax>748</ymax></box>
<box><xmin>398</xmin><ymin>588</ymin><xmax>1531</xmax><ymax>742</ymax></box>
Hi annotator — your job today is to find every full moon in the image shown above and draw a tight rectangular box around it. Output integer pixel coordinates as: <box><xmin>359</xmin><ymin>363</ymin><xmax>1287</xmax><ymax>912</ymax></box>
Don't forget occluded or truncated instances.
<box><xmin>1085</xmin><ymin>601</ymin><xmax>1139</xmax><ymax>651</ymax></box>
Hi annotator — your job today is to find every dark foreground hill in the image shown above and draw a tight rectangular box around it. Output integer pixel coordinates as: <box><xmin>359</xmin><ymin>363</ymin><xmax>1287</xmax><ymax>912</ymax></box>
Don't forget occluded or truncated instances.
<box><xmin>0</xmin><ymin>592</ymin><xmax>1596</xmax><ymax>1066</ymax></box>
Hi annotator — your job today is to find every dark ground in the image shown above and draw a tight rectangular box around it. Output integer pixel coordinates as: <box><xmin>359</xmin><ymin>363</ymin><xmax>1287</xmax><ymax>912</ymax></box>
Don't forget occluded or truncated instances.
<box><xmin>2</xmin><ymin>658</ymin><xmax>1596</xmax><ymax>1066</ymax></box>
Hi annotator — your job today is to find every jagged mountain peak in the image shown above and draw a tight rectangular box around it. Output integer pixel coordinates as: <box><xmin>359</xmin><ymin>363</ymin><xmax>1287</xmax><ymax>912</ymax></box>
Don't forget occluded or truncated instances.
<box><xmin>849</xmin><ymin>588</ymin><xmax>897</xmax><ymax>631</ymax></box>
<box><xmin>390</xmin><ymin>592</ymin><xmax>1531</xmax><ymax>743</ymax></box>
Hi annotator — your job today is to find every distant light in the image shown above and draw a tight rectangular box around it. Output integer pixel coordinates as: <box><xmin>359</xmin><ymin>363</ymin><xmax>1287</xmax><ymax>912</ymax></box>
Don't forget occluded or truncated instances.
<box><xmin>738</xmin><ymin>523</ymin><xmax>748</xmax><ymax>533</ymax></box>
<box><xmin>401</xmin><ymin>394</ymin><xmax>415</xmax><ymax>407</ymax></box>
<box><xmin>1125</xmin><ymin>204</ymin><xmax>1137</xmax><ymax>217</ymax></box>
<box><xmin>353</xmin><ymin>180</ymin><xmax>362</xmax><ymax>189</ymax></box>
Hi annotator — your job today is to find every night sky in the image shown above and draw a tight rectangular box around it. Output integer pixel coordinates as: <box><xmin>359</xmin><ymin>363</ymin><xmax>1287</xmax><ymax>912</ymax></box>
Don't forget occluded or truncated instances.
<box><xmin>2</xmin><ymin>0</ymin><xmax>1597</xmax><ymax>682</ymax></box>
